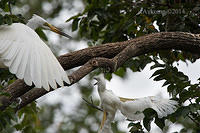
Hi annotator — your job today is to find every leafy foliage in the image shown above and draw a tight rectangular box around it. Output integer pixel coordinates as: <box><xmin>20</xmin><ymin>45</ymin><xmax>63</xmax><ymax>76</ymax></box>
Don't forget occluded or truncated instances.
<box><xmin>0</xmin><ymin>0</ymin><xmax>25</xmax><ymax>25</ymax></box>
<box><xmin>0</xmin><ymin>0</ymin><xmax>200</xmax><ymax>133</ymax></box>
<box><xmin>69</xmin><ymin>0</ymin><xmax>200</xmax><ymax>132</ymax></box>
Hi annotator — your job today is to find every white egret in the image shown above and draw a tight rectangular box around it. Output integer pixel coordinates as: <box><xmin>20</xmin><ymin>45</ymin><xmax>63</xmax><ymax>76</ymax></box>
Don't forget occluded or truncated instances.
<box><xmin>94</xmin><ymin>74</ymin><xmax>178</xmax><ymax>132</ymax></box>
<box><xmin>94</xmin><ymin>74</ymin><xmax>121</xmax><ymax>133</ymax></box>
<box><xmin>0</xmin><ymin>14</ymin><xmax>72</xmax><ymax>91</ymax></box>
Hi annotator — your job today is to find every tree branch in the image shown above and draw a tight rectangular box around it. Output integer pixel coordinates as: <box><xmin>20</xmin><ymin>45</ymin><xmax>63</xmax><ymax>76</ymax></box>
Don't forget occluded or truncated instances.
<box><xmin>82</xmin><ymin>97</ymin><xmax>103</xmax><ymax>112</ymax></box>
<box><xmin>0</xmin><ymin>32</ymin><xmax>200</xmax><ymax>111</ymax></box>
<box><xmin>16</xmin><ymin>57</ymin><xmax>113</xmax><ymax>110</ymax></box>
<box><xmin>111</xmin><ymin>32</ymin><xmax>200</xmax><ymax>71</ymax></box>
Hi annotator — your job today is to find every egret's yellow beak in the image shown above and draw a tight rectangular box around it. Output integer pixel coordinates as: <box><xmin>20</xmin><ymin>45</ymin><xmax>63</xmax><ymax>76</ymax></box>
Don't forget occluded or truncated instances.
<box><xmin>44</xmin><ymin>22</ymin><xmax>72</xmax><ymax>39</ymax></box>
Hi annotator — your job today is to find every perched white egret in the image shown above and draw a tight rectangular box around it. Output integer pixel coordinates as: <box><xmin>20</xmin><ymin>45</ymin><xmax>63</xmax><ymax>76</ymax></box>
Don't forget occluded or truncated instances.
<box><xmin>94</xmin><ymin>74</ymin><xmax>178</xmax><ymax>132</ymax></box>
<box><xmin>0</xmin><ymin>14</ymin><xmax>72</xmax><ymax>91</ymax></box>
<box><xmin>94</xmin><ymin>74</ymin><xmax>121</xmax><ymax>133</ymax></box>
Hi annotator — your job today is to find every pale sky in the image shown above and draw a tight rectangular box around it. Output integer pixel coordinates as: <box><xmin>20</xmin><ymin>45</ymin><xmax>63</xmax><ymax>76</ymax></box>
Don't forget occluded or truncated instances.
<box><xmin>37</xmin><ymin>0</ymin><xmax>200</xmax><ymax>132</ymax></box>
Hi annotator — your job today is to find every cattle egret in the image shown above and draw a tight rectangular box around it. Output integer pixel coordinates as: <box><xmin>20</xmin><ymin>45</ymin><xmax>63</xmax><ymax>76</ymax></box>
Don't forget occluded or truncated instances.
<box><xmin>94</xmin><ymin>74</ymin><xmax>120</xmax><ymax>133</ymax></box>
<box><xmin>0</xmin><ymin>14</ymin><xmax>72</xmax><ymax>91</ymax></box>
<box><xmin>94</xmin><ymin>74</ymin><xmax>178</xmax><ymax>132</ymax></box>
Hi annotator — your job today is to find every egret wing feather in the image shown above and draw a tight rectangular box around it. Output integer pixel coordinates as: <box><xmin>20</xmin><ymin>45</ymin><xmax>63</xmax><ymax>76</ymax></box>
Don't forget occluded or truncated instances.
<box><xmin>0</xmin><ymin>40</ymin><xmax>13</xmax><ymax>58</ymax></box>
<box><xmin>10</xmin><ymin>43</ymin><xmax>25</xmax><ymax>74</ymax></box>
<box><xmin>51</xmin><ymin>55</ymin><xmax>64</xmax><ymax>87</ymax></box>
<box><xmin>2</xmin><ymin>40</ymin><xmax>18</xmax><ymax>61</ymax></box>
<box><xmin>16</xmin><ymin>44</ymin><xmax>29</xmax><ymax>79</ymax></box>
<box><xmin>119</xmin><ymin>96</ymin><xmax>178</xmax><ymax>120</ymax></box>
<box><xmin>0</xmin><ymin>23</ymin><xmax>70</xmax><ymax>90</ymax></box>
<box><xmin>44</xmin><ymin>50</ymin><xmax>57</xmax><ymax>89</ymax></box>
<box><xmin>31</xmin><ymin>47</ymin><xmax>42</xmax><ymax>88</ymax></box>
<box><xmin>40</xmin><ymin>48</ymin><xmax>50</xmax><ymax>91</ymax></box>
<box><xmin>23</xmin><ymin>48</ymin><xmax>33</xmax><ymax>86</ymax></box>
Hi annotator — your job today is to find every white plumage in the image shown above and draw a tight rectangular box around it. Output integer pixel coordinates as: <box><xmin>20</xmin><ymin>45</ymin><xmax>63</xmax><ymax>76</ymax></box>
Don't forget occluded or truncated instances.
<box><xmin>94</xmin><ymin>74</ymin><xmax>120</xmax><ymax>133</ymax></box>
<box><xmin>119</xmin><ymin>96</ymin><xmax>178</xmax><ymax>121</ymax></box>
<box><xmin>0</xmin><ymin>14</ymin><xmax>71</xmax><ymax>91</ymax></box>
<box><xmin>94</xmin><ymin>74</ymin><xmax>178</xmax><ymax>133</ymax></box>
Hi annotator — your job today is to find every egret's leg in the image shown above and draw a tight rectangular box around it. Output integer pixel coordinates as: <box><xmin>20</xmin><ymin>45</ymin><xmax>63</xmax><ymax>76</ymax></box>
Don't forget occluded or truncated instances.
<box><xmin>100</xmin><ymin>111</ymin><xmax>107</xmax><ymax>129</ymax></box>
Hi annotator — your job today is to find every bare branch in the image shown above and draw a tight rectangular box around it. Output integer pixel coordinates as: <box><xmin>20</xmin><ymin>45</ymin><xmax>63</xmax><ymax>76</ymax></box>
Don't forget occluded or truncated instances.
<box><xmin>0</xmin><ymin>32</ymin><xmax>200</xmax><ymax>111</ymax></box>
<box><xmin>82</xmin><ymin>97</ymin><xmax>103</xmax><ymax>112</ymax></box>
<box><xmin>111</xmin><ymin>32</ymin><xmax>200</xmax><ymax>71</ymax></box>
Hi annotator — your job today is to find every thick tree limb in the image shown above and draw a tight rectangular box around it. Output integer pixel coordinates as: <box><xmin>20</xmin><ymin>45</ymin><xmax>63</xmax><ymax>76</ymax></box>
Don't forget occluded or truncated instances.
<box><xmin>0</xmin><ymin>32</ymin><xmax>200</xmax><ymax>111</ymax></box>
<box><xmin>111</xmin><ymin>32</ymin><xmax>200</xmax><ymax>71</ymax></box>
<box><xmin>16</xmin><ymin>57</ymin><xmax>114</xmax><ymax>110</ymax></box>
<box><xmin>57</xmin><ymin>41</ymin><xmax>129</xmax><ymax>70</ymax></box>
<box><xmin>0</xmin><ymin>80</ymin><xmax>33</xmax><ymax>110</ymax></box>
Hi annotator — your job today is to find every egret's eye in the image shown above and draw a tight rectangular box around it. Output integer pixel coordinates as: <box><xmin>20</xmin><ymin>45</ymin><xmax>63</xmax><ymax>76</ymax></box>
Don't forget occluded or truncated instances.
<box><xmin>94</xmin><ymin>82</ymin><xmax>98</xmax><ymax>85</ymax></box>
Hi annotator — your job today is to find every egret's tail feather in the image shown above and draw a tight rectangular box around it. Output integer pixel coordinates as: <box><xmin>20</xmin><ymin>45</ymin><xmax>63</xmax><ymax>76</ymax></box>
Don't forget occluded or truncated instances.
<box><xmin>149</xmin><ymin>97</ymin><xmax>178</xmax><ymax>118</ymax></box>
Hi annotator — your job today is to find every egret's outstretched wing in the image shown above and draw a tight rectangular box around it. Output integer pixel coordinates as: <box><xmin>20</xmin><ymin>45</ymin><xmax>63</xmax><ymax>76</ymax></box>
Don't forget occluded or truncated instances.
<box><xmin>0</xmin><ymin>23</ymin><xmax>70</xmax><ymax>91</ymax></box>
<box><xmin>119</xmin><ymin>96</ymin><xmax>178</xmax><ymax>121</ymax></box>
<box><xmin>149</xmin><ymin>96</ymin><xmax>178</xmax><ymax>118</ymax></box>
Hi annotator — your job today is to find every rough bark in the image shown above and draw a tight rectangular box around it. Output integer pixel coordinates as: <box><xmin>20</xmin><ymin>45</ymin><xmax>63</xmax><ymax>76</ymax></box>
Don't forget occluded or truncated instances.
<box><xmin>0</xmin><ymin>32</ymin><xmax>200</xmax><ymax>111</ymax></box>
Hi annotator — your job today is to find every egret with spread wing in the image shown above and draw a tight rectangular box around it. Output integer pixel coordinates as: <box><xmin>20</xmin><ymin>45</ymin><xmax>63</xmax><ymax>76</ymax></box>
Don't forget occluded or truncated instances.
<box><xmin>0</xmin><ymin>14</ymin><xmax>72</xmax><ymax>91</ymax></box>
<box><xmin>94</xmin><ymin>74</ymin><xmax>178</xmax><ymax>132</ymax></box>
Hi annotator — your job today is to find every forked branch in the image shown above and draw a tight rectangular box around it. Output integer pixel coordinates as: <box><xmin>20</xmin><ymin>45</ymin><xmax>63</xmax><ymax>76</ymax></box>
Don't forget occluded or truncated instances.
<box><xmin>0</xmin><ymin>32</ymin><xmax>200</xmax><ymax>111</ymax></box>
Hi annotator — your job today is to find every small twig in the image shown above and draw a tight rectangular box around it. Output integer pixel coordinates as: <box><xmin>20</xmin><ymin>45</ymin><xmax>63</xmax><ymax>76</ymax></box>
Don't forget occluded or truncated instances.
<box><xmin>188</xmin><ymin>99</ymin><xmax>200</xmax><ymax>116</ymax></box>
<box><xmin>187</xmin><ymin>114</ymin><xmax>200</xmax><ymax>126</ymax></box>
<box><xmin>90</xmin><ymin>96</ymin><xmax>94</xmax><ymax>104</ymax></box>
<box><xmin>8</xmin><ymin>1</ymin><xmax>12</xmax><ymax>15</ymax></box>
<box><xmin>188</xmin><ymin>99</ymin><xmax>200</xmax><ymax>125</ymax></box>
<box><xmin>82</xmin><ymin>98</ymin><xmax>103</xmax><ymax>112</ymax></box>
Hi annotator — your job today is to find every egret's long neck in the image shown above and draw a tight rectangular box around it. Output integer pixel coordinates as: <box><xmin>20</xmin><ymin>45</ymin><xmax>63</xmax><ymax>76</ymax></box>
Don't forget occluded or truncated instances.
<box><xmin>26</xmin><ymin>19</ymin><xmax>39</xmax><ymax>30</ymax></box>
<box><xmin>97</xmin><ymin>81</ymin><xmax>106</xmax><ymax>93</ymax></box>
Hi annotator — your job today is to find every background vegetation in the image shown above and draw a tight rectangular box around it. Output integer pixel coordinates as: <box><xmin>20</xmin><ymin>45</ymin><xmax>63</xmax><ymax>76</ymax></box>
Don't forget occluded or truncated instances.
<box><xmin>0</xmin><ymin>0</ymin><xmax>200</xmax><ymax>133</ymax></box>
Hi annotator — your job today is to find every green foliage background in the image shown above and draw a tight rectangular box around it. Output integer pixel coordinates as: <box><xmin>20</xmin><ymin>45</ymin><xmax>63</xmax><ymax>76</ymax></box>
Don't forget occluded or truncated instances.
<box><xmin>0</xmin><ymin>0</ymin><xmax>200</xmax><ymax>133</ymax></box>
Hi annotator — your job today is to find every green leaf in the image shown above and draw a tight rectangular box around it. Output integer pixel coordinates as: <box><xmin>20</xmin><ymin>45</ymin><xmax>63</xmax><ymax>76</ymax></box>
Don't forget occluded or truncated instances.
<box><xmin>143</xmin><ymin>108</ymin><xmax>157</xmax><ymax>132</ymax></box>
<box><xmin>153</xmin><ymin>75</ymin><xmax>164</xmax><ymax>81</ymax></box>
<box><xmin>66</xmin><ymin>12</ymin><xmax>84</xmax><ymax>22</ymax></box>
<box><xmin>0</xmin><ymin>15</ymin><xmax>3</xmax><ymax>25</ymax></box>
<box><xmin>4</xmin><ymin>15</ymin><xmax>13</xmax><ymax>25</ymax></box>
<box><xmin>72</xmin><ymin>18</ymin><xmax>80</xmax><ymax>31</ymax></box>
<box><xmin>128</xmin><ymin>122</ymin><xmax>144</xmax><ymax>133</ymax></box>
<box><xmin>150</xmin><ymin>63</ymin><xmax>165</xmax><ymax>70</ymax></box>
<box><xmin>155</xmin><ymin>117</ymin><xmax>165</xmax><ymax>130</ymax></box>
<box><xmin>35</xmin><ymin>28</ymin><xmax>48</xmax><ymax>41</ymax></box>
<box><xmin>196</xmin><ymin>97</ymin><xmax>200</xmax><ymax>104</ymax></box>
<box><xmin>0</xmin><ymin>91</ymin><xmax>11</xmax><ymax>97</ymax></box>
<box><xmin>150</xmin><ymin>69</ymin><xmax>165</xmax><ymax>79</ymax></box>
<box><xmin>128</xmin><ymin>122</ymin><xmax>135</xmax><ymax>128</ymax></box>
<box><xmin>14</xmin><ymin>124</ymin><xmax>24</xmax><ymax>131</ymax></box>
<box><xmin>143</xmin><ymin>117</ymin><xmax>151</xmax><ymax>132</ymax></box>
<box><xmin>162</xmin><ymin>80</ymin><xmax>170</xmax><ymax>87</ymax></box>
<box><xmin>114</xmin><ymin>67</ymin><xmax>126</xmax><ymax>77</ymax></box>
<box><xmin>104</xmin><ymin>73</ymin><xmax>112</xmax><ymax>81</ymax></box>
